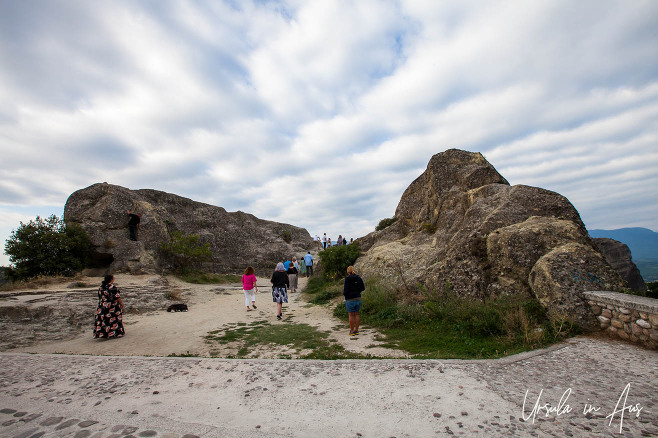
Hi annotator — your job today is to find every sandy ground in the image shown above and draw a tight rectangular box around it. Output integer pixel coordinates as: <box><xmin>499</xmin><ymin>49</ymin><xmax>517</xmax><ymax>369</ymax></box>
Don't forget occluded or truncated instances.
<box><xmin>1</xmin><ymin>275</ymin><xmax>657</xmax><ymax>437</ymax></box>
<box><xmin>10</xmin><ymin>274</ymin><xmax>407</xmax><ymax>359</ymax></box>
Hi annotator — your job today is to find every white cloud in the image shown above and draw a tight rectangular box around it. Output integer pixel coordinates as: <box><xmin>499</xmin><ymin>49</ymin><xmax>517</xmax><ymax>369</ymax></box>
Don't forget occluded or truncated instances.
<box><xmin>1</xmin><ymin>0</ymin><xmax>658</xmax><ymax>267</ymax></box>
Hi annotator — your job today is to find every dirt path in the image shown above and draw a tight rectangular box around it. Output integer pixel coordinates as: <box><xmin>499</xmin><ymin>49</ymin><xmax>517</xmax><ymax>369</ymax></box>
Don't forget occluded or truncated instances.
<box><xmin>10</xmin><ymin>274</ymin><xmax>406</xmax><ymax>358</ymax></box>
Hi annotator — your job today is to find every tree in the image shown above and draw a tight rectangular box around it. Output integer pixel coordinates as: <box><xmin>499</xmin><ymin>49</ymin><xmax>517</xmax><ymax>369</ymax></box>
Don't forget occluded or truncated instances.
<box><xmin>160</xmin><ymin>231</ymin><xmax>212</xmax><ymax>273</ymax></box>
<box><xmin>4</xmin><ymin>215</ymin><xmax>91</xmax><ymax>280</ymax></box>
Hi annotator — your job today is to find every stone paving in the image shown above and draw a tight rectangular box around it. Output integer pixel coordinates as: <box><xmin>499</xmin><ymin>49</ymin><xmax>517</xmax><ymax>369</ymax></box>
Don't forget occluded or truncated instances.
<box><xmin>0</xmin><ymin>336</ymin><xmax>656</xmax><ymax>437</ymax></box>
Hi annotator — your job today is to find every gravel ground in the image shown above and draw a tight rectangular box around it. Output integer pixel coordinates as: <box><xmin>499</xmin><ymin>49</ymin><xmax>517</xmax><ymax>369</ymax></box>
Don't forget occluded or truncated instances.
<box><xmin>0</xmin><ymin>336</ymin><xmax>656</xmax><ymax>438</ymax></box>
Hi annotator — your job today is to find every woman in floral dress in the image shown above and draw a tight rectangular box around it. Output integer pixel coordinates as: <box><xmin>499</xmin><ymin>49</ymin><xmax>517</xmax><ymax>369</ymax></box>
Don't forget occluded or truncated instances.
<box><xmin>93</xmin><ymin>274</ymin><xmax>125</xmax><ymax>339</ymax></box>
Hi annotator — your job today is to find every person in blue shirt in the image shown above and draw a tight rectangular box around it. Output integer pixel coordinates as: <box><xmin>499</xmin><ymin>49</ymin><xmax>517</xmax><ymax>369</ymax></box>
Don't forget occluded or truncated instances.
<box><xmin>304</xmin><ymin>252</ymin><xmax>313</xmax><ymax>277</ymax></box>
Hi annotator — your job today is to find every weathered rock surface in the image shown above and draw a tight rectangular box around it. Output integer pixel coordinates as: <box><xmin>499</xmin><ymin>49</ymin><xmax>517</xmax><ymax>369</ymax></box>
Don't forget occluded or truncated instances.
<box><xmin>0</xmin><ymin>276</ymin><xmax>204</xmax><ymax>350</ymax></box>
<box><xmin>529</xmin><ymin>243</ymin><xmax>624</xmax><ymax>329</ymax></box>
<box><xmin>592</xmin><ymin>237</ymin><xmax>646</xmax><ymax>292</ymax></box>
<box><xmin>356</xmin><ymin>149</ymin><xmax>626</xmax><ymax>329</ymax></box>
<box><xmin>64</xmin><ymin>183</ymin><xmax>313</xmax><ymax>274</ymax></box>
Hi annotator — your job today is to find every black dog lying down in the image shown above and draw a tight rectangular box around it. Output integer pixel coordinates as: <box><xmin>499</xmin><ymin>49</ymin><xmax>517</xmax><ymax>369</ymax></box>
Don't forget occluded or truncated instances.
<box><xmin>167</xmin><ymin>303</ymin><xmax>188</xmax><ymax>312</ymax></box>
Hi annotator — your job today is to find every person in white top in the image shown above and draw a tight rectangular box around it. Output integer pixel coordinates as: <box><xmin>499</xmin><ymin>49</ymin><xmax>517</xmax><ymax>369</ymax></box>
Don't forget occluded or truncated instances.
<box><xmin>322</xmin><ymin>233</ymin><xmax>327</xmax><ymax>249</ymax></box>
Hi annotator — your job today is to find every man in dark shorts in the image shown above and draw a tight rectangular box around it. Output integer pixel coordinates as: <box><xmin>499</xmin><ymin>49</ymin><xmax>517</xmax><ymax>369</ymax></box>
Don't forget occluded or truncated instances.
<box><xmin>126</xmin><ymin>210</ymin><xmax>142</xmax><ymax>241</ymax></box>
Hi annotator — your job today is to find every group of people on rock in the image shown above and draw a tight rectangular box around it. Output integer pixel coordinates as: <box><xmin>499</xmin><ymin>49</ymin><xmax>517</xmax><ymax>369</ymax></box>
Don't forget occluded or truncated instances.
<box><xmin>315</xmin><ymin>233</ymin><xmax>354</xmax><ymax>249</ymax></box>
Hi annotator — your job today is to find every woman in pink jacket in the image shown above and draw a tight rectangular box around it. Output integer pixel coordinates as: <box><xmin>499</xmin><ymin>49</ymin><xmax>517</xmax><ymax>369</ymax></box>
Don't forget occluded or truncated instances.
<box><xmin>242</xmin><ymin>266</ymin><xmax>258</xmax><ymax>311</ymax></box>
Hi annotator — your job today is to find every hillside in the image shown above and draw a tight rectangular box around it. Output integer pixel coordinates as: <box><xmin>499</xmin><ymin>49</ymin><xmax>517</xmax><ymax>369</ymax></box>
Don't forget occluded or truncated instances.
<box><xmin>589</xmin><ymin>227</ymin><xmax>658</xmax><ymax>281</ymax></box>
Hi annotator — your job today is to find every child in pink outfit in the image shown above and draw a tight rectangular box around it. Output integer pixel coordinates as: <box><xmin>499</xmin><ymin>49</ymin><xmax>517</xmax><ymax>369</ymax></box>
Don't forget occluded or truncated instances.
<box><xmin>242</xmin><ymin>266</ymin><xmax>258</xmax><ymax>311</ymax></box>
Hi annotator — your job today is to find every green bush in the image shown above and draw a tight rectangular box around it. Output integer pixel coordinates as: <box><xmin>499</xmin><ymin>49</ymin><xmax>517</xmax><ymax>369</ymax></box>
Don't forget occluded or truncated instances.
<box><xmin>282</xmin><ymin>230</ymin><xmax>292</xmax><ymax>243</ymax></box>
<box><xmin>375</xmin><ymin>217</ymin><xmax>397</xmax><ymax>231</ymax></box>
<box><xmin>161</xmin><ymin>231</ymin><xmax>212</xmax><ymax>273</ymax></box>
<box><xmin>318</xmin><ymin>243</ymin><xmax>360</xmax><ymax>279</ymax></box>
<box><xmin>4</xmin><ymin>215</ymin><xmax>91</xmax><ymax>280</ymax></box>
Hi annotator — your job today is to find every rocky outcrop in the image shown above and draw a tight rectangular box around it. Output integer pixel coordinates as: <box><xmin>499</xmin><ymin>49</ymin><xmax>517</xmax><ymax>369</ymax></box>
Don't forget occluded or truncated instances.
<box><xmin>64</xmin><ymin>183</ymin><xmax>313</xmax><ymax>274</ymax></box>
<box><xmin>592</xmin><ymin>238</ymin><xmax>646</xmax><ymax>292</ymax></box>
<box><xmin>356</xmin><ymin>149</ymin><xmax>626</xmax><ymax>329</ymax></box>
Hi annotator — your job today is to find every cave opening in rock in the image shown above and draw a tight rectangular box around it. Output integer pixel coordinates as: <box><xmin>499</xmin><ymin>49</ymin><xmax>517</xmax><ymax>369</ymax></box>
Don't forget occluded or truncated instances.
<box><xmin>88</xmin><ymin>251</ymin><xmax>114</xmax><ymax>269</ymax></box>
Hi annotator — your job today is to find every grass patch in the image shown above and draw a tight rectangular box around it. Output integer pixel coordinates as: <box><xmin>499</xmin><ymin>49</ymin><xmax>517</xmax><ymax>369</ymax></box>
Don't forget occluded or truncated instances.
<box><xmin>176</xmin><ymin>272</ymin><xmax>241</xmax><ymax>284</ymax></box>
<box><xmin>303</xmin><ymin>277</ymin><xmax>343</xmax><ymax>304</ymax></box>
<box><xmin>206</xmin><ymin>320</ymin><xmax>372</xmax><ymax>359</ymax></box>
<box><xmin>329</xmin><ymin>279</ymin><xmax>580</xmax><ymax>359</ymax></box>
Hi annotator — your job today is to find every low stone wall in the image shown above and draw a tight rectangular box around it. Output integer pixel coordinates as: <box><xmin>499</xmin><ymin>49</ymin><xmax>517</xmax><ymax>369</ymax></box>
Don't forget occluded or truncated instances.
<box><xmin>583</xmin><ymin>291</ymin><xmax>658</xmax><ymax>349</ymax></box>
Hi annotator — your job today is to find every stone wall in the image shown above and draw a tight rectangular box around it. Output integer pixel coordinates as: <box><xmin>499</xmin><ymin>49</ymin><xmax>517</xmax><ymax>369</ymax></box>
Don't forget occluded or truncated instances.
<box><xmin>583</xmin><ymin>291</ymin><xmax>658</xmax><ymax>349</ymax></box>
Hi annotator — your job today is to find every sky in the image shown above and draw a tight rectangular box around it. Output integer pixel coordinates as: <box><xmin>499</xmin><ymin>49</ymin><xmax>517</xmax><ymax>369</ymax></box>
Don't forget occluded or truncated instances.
<box><xmin>1</xmin><ymin>0</ymin><xmax>658</xmax><ymax>267</ymax></box>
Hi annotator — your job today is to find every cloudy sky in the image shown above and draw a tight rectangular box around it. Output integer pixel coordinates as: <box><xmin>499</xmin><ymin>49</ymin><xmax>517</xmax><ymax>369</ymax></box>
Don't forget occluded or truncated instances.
<box><xmin>1</xmin><ymin>0</ymin><xmax>658</xmax><ymax>266</ymax></box>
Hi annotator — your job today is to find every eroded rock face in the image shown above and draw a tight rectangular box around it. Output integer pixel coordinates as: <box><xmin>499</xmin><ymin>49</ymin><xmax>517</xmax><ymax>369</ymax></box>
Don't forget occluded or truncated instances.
<box><xmin>64</xmin><ymin>183</ymin><xmax>313</xmax><ymax>274</ymax></box>
<box><xmin>529</xmin><ymin>243</ymin><xmax>624</xmax><ymax>329</ymax></box>
<box><xmin>356</xmin><ymin>149</ymin><xmax>626</xmax><ymax>329</ymax></box>
<box><xmin>592</xmin><ymin>238</ymin><xmax>646</xmax><ymax>292</ymax></box>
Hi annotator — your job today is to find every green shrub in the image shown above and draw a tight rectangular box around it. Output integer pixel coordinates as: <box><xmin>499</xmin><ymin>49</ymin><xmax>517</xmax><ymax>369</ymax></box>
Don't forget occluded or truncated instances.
<box><xmin>282</xmin><ymin>230</ymin><xmax>292</xmax><ymax>243</ymax></box>
<box><xmin>375</xmin><ymin>217</ymin><xmax>397</xmax><ymax>231</ymax></box>
<box><xmin>4</xmin><ymin>215</ymin><xmax>91</xmax><ymax>280</ymax></box>
<box><xmin>318</xmin><ymin>243</ymin><xmax>360</xmax><ymax>279</ymax></box>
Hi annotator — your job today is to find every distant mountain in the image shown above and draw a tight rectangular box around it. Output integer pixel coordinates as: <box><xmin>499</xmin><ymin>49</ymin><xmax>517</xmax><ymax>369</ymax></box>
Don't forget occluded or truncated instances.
<box><xmin>588</xmin><ymin>227</ymin><xmax>658</xmax><ymax>282</ymax></box>
<box><xmin>588</xmin><ymin>228</ymin><xmax>658</xmax><ymax>260</ymax></box>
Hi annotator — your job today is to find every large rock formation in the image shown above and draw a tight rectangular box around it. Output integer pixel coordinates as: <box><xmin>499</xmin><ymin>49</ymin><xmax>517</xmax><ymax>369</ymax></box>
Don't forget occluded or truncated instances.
<box><xmin>592</xmin><ymin>238</ymin><xmax>646</xmax><ymax>292</ymax></box>
<box><xmin>356</xmin><ymin>149</ymin><xmax>625</xmax><ymax>329</ymax></box>
<box><xmin>64</xmin><ymin>183</ymin><xmax>313</xmax><ymax>274</ymax></box>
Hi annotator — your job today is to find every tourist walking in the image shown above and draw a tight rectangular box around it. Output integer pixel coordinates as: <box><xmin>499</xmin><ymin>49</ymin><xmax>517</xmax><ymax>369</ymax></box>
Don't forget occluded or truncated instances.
<box><xmin>343</xmin><ymin>266</ymin><xmax>365</xmax><ymax>336</ymax></box>
<box><xmin>299</xmin><ymin>257</ymin><xmax>307</xmax><ymax>277</ymax></box>
<box><xmin>241</xmin><ymin>266</ymin><xmax>258</xmax><ymax>311</ymax></box>
<box><xmin>287</xmin><ymin>262</ymin><xmax>298</xmax><ymax>293</ymax></box>
<box><xmin>126</xmin><ymin>210</ymin><xmax>142</xmax><ymax>241</ymax></box>
<box><xmin>93</xmin><ymin>274</ymin><xmax>125</xmax><ymax>339</ymax></box>
<box><xmin>304</xmin><ymin>251</ymin><xmax>313</xmax><ymax>276</ymax></box>
<box><xmin>322</xmin><ymin>233</ymin><xmax>327</xmax><ymax>249</ymax></box>
<box><xmin>271</xmin><ymin>262</ymin><xmax>289</xmax><ymax>320</ymax></box>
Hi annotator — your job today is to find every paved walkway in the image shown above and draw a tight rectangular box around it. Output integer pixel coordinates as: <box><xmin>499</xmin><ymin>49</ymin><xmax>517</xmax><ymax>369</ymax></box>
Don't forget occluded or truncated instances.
<box><xmin>0</xmin><ymin>336</ymin><xmax>656</xmax><ymax>437</ymax></box>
